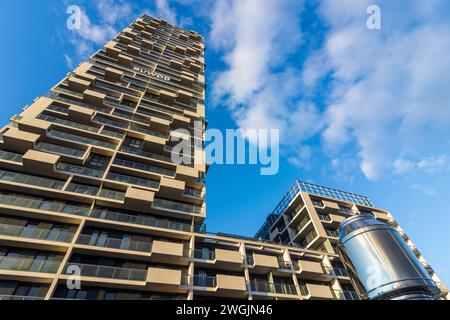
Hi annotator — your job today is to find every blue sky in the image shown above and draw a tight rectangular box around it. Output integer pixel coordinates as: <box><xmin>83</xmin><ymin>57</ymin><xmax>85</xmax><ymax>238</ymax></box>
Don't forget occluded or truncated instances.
<box><xmin>1</xmin><ymin>0</ymin><xmax>449</xmax><ymax>285</ymax></box>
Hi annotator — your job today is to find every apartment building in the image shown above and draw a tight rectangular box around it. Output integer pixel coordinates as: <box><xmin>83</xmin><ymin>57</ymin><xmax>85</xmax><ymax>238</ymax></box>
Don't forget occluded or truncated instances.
<box><xmin>0</xmin><ymin>14</ymin><xmax>447</xmax><ymax>301</ymax></box>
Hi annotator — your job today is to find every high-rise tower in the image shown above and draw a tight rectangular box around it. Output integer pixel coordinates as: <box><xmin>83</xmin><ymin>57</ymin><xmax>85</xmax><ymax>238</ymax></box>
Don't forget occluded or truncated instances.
<box><xmin>0</xmin><ymin>14</ymin><xmax>446</xmax><ymax>300</ymax></box>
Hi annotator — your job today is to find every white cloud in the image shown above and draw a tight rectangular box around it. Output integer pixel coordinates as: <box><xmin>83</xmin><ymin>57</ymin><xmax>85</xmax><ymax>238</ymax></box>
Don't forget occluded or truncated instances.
<box><xmin>317</xmin><ymin>0</ymin><xmax>450</xmax><ymax>180</ymax></box>
<box><xmin>155</xmin><ymin>0</ymin><xmax>178</xmax><ymax>25</ymax></box>
<box><xmin>394</xmin><ymin>155</ymin><xmax>450</xmax><ymax>175</ymax></box>
<box><xmin>412</xmin><ymin>184</ymin><xmax>436</xmax><ymax>197</ymax></box>
<box><xmin>210</xmin><ymin>0</ymin><xmax>315</xmax><ymax>152</ymax></box>
<box><xmin>63</xmin><ymin>54</ymin><xmax>74</xmax><ymax>69</ymax></box>
<box><xmin>96</xmin><ymin>0</ymin><xmax>133</xmax><ymax>25</ymax></box>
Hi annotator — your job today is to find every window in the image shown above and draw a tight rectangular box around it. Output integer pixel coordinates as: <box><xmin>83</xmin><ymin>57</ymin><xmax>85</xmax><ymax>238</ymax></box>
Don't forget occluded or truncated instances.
<box><xmin>128</xmin><ymin>138</ymin><xmax>142</xmax><ymax>149</ymax></box>
<box><xmin>88</xmin><ymin>155</ymin><xmax>108</xmax><ymax>169</ymax></box>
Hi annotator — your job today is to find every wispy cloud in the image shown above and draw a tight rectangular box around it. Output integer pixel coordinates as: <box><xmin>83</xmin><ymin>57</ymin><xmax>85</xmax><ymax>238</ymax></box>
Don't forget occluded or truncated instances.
<box><xmin>210</xmin><ymin>0</ymin><xmax>320</xmax><ymax>157</ymax></box>
<box><xmin>210</xmin><ymin>0</ymin><xmax>450</xmax><ymax>181</ymax></box>
<box><xmin>394</xmin><ymin>155</ymin><xmax>450</xmax><ymax>175</ymax></box>
<box><xmin>154</xmin><ymin>0</ymin><xmax>178</xmax><ymax>24</ymax></box>
<box><xmin>64</xmin><ymin>1</ymin><xmax>129</xmax><ymax>67</ymax></box>
<box><xmin>318</xmin><ymin>0</ymin><xmax>450</xmax><ymax>180</ymax></box>
<box><xmin>412</xmin><ymin>184</ymin><xmax>436</xmax><ymax>197</ymax></box>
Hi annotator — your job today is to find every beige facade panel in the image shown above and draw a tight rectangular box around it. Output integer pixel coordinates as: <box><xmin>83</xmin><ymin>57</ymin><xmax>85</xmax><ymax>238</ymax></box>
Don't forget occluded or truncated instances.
<box><xmin>68</xmin><ymin>105</ymin><xmax>94</xmax><ymax>122</ymax></box>
<box><xmin>152</xmin><ymin>240</ymin><xmax>184</xmax><ymax>257</ymax></box>
<box><xmin>124</xmin><ymin>187</ymin><xmax>155</xmax><ymax>210</ymax></box>
<box><xmin>83</xmin><ymin>89</ymin><xmax>106</xmax><ymax>106</ymax></box>
<box><xmin>216</xmin><ymin>274</ymin><xmax>246</xmax><ymax>292</ymax></box>
<box><xmin>252</xmin><ymin>253</ymin><xmax>279</xmax><ymax>269</ymax></box>
<box><xmin>305</xmin><ymin>283</ymin><xmax>334</xmax><ymax>300</ymax></box>
<box><xmin>68</xmin><ymin>77</ymin><xmax>91</xmax><ymax>92</ymax></box>
<box><xmin>215</xmin><ymin>249</ymin><xmax>244</xmax><ymax>265</ymax></box>
<box><xmin>146</xmin><ymin>267</ymin><xmax>182</xmax><ymax>286</ymax></box>
<box><xmin>17</xmin><ymin>117</ymin><xmax>51</xmax><ymax>135</ymax></box>
<box><xmin>105</xmin><ymin>67</ymin><xmax>124</xmax><ymax>82</ymax></box>
<box><xmin>2</xmin><ymin>128</ymin><xmax>39</xmax><ymax>153</ymax></box>
<box><xmin>22</xmin><ymin>150</ymin><xmax>60</xmax><ymax>175</ymax></box>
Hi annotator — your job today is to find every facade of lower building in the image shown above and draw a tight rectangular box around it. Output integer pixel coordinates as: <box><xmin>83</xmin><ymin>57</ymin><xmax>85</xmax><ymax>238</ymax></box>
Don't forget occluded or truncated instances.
<box><xmin>0</xmin><ymin>14</ymin><xmax>447</xmax><ymax>301</ymax></box>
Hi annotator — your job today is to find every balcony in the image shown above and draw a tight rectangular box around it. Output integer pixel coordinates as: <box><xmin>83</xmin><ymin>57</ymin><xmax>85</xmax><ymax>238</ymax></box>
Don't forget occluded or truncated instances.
<box><xmin>312</xmin><ymin>200</ymin><xmax>323</xmax><ymax>207</ymax></box>
<box><xmin>48</xmin><ymin>130</ymin><xmax>116</xmax><ymax>150</ymax></box>
<box><xmin>193</xmin><ymin>249</ymin><xmax>215</xmax><ymax>261</ymax></box>
<box><xmin>152</xmin><ymin>198</ymin><xmax>202</xmax><ymax>215</ymax></box>
<box><xmin>0</xmin><ymin>224</ymin><xmax>73</xmax><ymax>243</ymax></box>
<box><xmin>192</xmin><ymin>275</ymin><xmax>216</xmax><ymax>288</ymax></box>
<box><xmin>64</xmin><ymin>262</ymin><xmax>147</xmax><ymax>281</ymax></box>
<box><xmin>0</xmin><ymin>150</ymin><xmax>23</xmax><ymax>163</ymax></box>
<box><xmin>325</xmin><ymin>229</ymin><xmax>340</xmax><ymax>238</ymax></box>
<box><xmin>113</xmin><ymin>158</ymin><xmax>175</xmax><ymax>177</ymax></box>
<box><xmin>0</xmin><ymin>295</ymin><xmax>44</xmax><ymax>300</ymax></box>
<box><xmin>338</xmin><ymin>207</ymin><xmax>354</xmax><ymax>215</ymax></box>
<box><xmin>0</xmin><ymin>169</ymin><xmax>65</xmax><ymax>190</ymax></box>
<box><xmin>36</xmin><ymin>142</ymin><xmax>86</xmax><ymax>158</ymax></box>
<box><xmin>89</xmin><ymin>207</ymin><xmax>192</xmax><ymax>232</ymax></box>
<box><xmin>0</xmin><ymin>193</ymin><xmax>91</xmax><ymax>217</ymax></box>
<box><xmin>76</xmin><ymin>234</ymin><xmax>153</xmax><ymax>252</ymax></box>
<box><xmin>183</xmin><ymin>187</ymin><xmax>204</xmax><ymax>199</ymax></box>
<box><xmin>120</xmin><ymin>146</ymin><xmax>173</xmax><ymax>164</ymax></box>
<box><xmin>247</xmin><ymin>280</ymin><xmax>298</xmax><ymax>296</ymax></box>
<box><xmin>343</xmin><ymin>290</ymin><xmax>359</xmax><ymax>300</ymax></box>
<box><xmin>106</xmin><ymin>172</ymin><xmax>159</xmax><ymax>189</ymax></box>
<box><xmin>57</xmin><ymin>162</ymin><xmax>104</xmax><ymax>178</ymax></box>
<box><xmin>0</xmin><ymin>256</ymin><xmax>60</xmax><ymax>274</ymax></box>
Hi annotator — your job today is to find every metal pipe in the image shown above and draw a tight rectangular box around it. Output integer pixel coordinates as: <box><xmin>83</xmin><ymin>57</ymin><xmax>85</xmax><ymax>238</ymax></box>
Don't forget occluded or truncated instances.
<box><xmin>337</xmin><ymin>214</ymin><xmax>440</xmax><ymax>300</ymax></box>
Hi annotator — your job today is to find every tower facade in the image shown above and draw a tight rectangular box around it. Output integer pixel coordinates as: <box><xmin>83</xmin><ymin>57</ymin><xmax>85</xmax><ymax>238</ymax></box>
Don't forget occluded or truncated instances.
<box><xmin>0</xmin><ymin>14</ymin><xmax>446</xmax><ymax>300</ymax></box>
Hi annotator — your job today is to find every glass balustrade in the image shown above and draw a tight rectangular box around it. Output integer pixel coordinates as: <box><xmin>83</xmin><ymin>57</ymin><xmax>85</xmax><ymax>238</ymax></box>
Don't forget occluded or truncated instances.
<box><xmin>0</xmin><ymin>224</ymin><xmax>73</xmax><ymax>243</ymax></box>
<box><xmin>0</xmin><ymin>170</ymin><xmax>65</xmax><ymax>190</ymax></box>
<box><xmin>0</xmin><ymin>150</ymin><xmax>23</xmax><ymax>163</ymax></box>
<box><xmin>0</xmin><ymin>256</ymin><xmax>60</xmax><ymax>273</ymax></box>
<box><xmin>36</xmin><ymin>142</ymin><xmax>85</xmax><ymax>158</ymax></box>
<box><xmin>64</xmin><ymin>263</ymin><xmax>147</xmax><ymax>281</ymax></box>
<box><xmin>152</xmin><ymin>198</ymin><xmax>202</xmax><ymax>215</ymax></box>
<box><xmin>76</xmin><ymin>234</ymin><xmax>153</xmax><ymax>252</ymax></box>
<box><xmin>57</xmin><ymin>163</ymin><xmax>104</xmax><ymax>178</ymax></box>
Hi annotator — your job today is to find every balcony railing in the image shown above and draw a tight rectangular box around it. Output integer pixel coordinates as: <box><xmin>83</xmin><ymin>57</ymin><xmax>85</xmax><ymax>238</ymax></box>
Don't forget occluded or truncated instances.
<box><xmin>48</xmin><ymin>130</ymin><xmax>116</xmax><ymax>150</ymax></box>
<box><xmin>152</xmin><ymin>198</ymin><xmax>202</xmax><ymax>215</ymax></box>
<box><xmin>89</xmin><ymin>208</ymin><xmax>192</xmax><ymax>232</ymax></box>
<box><xmin>113</xmin><ymin>158</ymin><xmax>175</xmax><ymax>177</ymax></box>
<box><xmin>193</xmin><ymin>249</ymin><xmax>215</xmax><ymax>261</ymax></box>
<box><xmin>192</xmin><ymin>275</ymin><xmax>216</xmax><ymax>288</ymax></box>
<box><xmin>76</xmin><ymin>234</ymin><xmax>153</xmax><ymax>252</ymax></box>
<box><xmin>64</xmin><ymin>263</ymin><xmax>147</xmax><ymax>281</ymax></box>
<box><xmin>0</xmin><ymin>150</ymin><xmax>23</xmax><ymax>163</ymax></box>
<box><xmin>318</xmin><ymin>213</ymin><xmax>332</xmax><ymax>222</ymax></box>
<box><xmin>0</xmin><ymin>256</ymin><xmax>60</xmax><ymax>273</ymax></box>
<box><xmin>106</xmin><ymin>172</ymin><xmax>159</xmax><ymax>189</ymax></box>
<box><xmin>120</xmin><ymin>146</ymin><xmax>173</xmax><ymax>163</ymax></box>
<box><xmin>333</xmin><ymin>266</ymin><xmax>349</xmax><ymax>277</ymax></box>
<box><xmin>0</xmin><ymin>193</ymin><xmax>91</xmax><ymax>216</ymax></box>
<box><xmin>0</xmin><ymin>295</ymin><xmax>44</xmax><ymax>300</ymax></box>
<box><xmin>36</xmin><ymin>142</ymin><xmax>85</xmax><ymax>158</ymax></box>
<box><xmin>0</xmin><ymin>169</ymin><xmax>65</xmax><ymax>190</ymax></box>
<box><xmin>343</xmin><ymin>290</ymin><xmax>359</xmax><ymax>300</ymax></box>
<box><xmin>0</xmin><ymin>224</ymin><xmax>73</xmax><ymax>243</ymax></box>
<box><xmin>247</xmin><ymin>280</ymin><xmax>298</xmax><ymax>296</ymax></box>
<box><xmin>57</xmin><ymin>163</ymin><xmax>104</xmax><ymax>178</ymax></box>
<box><xmin>338</xmin><ymin>207</ymin><xmax>354</xmax><ymax>215</ymax></box>
<box><xmin>326</xmin><ymin>229</ymin><xmax>340</xmax><ymax>238</ymax></box>
<box><xmin>183</xmin><ymin>187</ymin><xmax>204</xmax><ymax>199</ymax></box>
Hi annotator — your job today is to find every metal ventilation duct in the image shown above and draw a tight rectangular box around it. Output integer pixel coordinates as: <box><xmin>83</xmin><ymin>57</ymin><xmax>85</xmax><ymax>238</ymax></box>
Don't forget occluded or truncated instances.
<box><xmin>337</xmin><ymin>214</ymin><xmax>440</xmax><ymax>300</ymax></box>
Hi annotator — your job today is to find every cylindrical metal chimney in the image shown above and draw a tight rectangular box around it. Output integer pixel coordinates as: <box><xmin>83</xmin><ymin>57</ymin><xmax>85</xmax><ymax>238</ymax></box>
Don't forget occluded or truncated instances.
<box><xmin>337</xmin><ymin>214</ymin><xmax>440</xmax><ymax>300</ymax></box>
